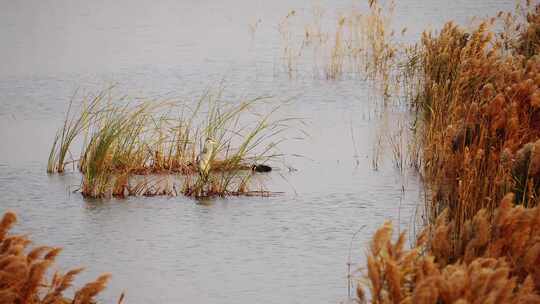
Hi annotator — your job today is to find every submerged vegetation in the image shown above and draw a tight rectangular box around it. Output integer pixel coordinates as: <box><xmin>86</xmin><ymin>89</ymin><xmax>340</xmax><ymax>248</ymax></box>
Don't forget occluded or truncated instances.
<box><xmin>0</xmin><ymin>211</ymin><xmax>117</xmax><ymax>304</ymax></box>
<box><xmin>277</xmin><ymin>0</ymin><xmax>402</xmax><ymax>97</ymax></box>
<box><xmin>410</xmin><ymin>3</ymin><xmax>540</xmax><ymax>236</ymax></box>
<box><xmin>276</xmin><ymin>0</ymin><xmax>413</xmax><ymax>172</ymax></box>
<box><xmin>47</xmin><ymin>87</ymin><xmax>296</xmax><ymax>199</ymax></box>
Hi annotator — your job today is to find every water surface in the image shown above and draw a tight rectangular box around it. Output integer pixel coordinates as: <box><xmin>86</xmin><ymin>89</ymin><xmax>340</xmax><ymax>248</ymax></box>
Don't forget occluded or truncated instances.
<box><xmin>0</xmin><ymin>1</ymin><xmax>513</xmax><ymax>303</ymax></box>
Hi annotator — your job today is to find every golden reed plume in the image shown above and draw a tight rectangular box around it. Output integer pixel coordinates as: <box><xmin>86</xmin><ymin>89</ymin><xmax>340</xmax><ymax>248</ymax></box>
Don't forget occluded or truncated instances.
<box><xmin>358</xmin><ymin>194</ymin><xmax>540</xmax><ymax>303</ymax></box>
<box><xmin>0</xmin><ymin>211</ymin><xmax>122</xmax><ymax>304</ymax></box>
<box><xmin>357</xmin><ymin>2</ymin><xmax>540</xmax><ymax>303</ymax></box>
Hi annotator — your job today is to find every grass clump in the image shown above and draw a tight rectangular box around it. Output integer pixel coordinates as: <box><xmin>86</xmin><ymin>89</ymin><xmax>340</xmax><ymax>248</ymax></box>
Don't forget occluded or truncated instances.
<box><xmin>79</xmin><ymin>101</ymin><xmax>152</xmax><ymax>198</ymax></box>
<box><xmin>183</xmin><ymin>103</ymin><xmax>289</xmax><ymax>198</ymax></box>
<box><xmin>0</xmin><ymin>211</ymin><xmax>118</xmax><ymax>304</ymax></box>
<box><xmin>48</xmin><ymin>87</ymin><xmax>296</xmax><ymax>199</ymax></box>
<box><xmin>47</xmin><ymin>91</ymin><xmax>104</xmax><ymax>174</ymax></box>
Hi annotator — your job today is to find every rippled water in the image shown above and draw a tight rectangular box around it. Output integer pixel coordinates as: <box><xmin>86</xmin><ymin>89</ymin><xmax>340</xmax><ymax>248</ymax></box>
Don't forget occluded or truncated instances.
<box><xmin>0</xmin><ymin>1</ymin><xmax>513</xmax><ymax>303</ymax></box>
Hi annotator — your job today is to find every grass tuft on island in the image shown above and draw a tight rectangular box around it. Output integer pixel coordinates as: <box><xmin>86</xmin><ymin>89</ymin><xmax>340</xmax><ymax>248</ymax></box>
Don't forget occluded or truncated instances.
<box><xmin>48</xmin><ymin>87</ymin><xmax>297</xmax><ymax>199</ymax></box>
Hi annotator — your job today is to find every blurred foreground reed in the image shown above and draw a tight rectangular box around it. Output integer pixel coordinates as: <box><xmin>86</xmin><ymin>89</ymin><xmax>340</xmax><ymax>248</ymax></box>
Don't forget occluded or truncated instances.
<box><xmin>0</xmin><ymin>211</ymin><xmax>119</xmax><ymax>304</ymax></box>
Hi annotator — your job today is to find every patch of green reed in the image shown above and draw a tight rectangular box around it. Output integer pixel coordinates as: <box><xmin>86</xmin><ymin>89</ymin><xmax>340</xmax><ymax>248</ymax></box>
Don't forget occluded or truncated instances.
<box><xmin>49</xmin><ymin>86</ymin><xmax>298</xmax><ymax>199</ymax></box>
<box><xmin>182</xmin><ymin>95</ymin><xmax>293</xmax><ymax>198</ymax></box>
<box><xmin>47</xmin><ymin>90</ymin><xmax>104</xmax><ymax>173</ymax></box>
<box><xmin>80</xmin><ymin>101</ymin><xmax>154</xmax><ymax>198</ymax></box>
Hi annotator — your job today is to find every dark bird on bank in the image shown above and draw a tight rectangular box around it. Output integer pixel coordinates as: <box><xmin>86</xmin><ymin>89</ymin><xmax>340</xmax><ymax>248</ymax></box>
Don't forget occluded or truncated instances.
<box><xmin>251</xmin><ymin>164</ymin><xmax>272</xmax><ymax>172</ymax></box>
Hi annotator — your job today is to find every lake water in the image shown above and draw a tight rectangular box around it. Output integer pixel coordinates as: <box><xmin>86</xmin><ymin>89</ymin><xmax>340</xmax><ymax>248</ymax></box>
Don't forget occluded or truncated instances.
<box><xmin>0</xmin><ymin>0</ymin><xmax>514</xmax><ymax>303</ymax></box>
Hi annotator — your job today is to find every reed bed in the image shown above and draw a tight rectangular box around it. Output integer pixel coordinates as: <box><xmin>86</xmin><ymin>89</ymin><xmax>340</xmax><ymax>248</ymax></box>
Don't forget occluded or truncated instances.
<box><xmin>353</xmin><ymin>2</ymin><xmax>540</xmax><ymax>302</ymax></box>
<box><xmin>409</xmin><ymin>3</ymin><xmax>540</xmax><ymax>233</ymax></box>
<box><xmin>0</xmin><ymin>211</ymin><xmax>118</xmax><ymax>304</ymax></box>
<box><xmin>356</xmin><ymin>194</ymin><xmax>540</xmax><ymax>304</ymax></box>
<box><xmin>48</xmin><ymin>88</ymin><xmax>295</xmax><ymax>199</ymax></box>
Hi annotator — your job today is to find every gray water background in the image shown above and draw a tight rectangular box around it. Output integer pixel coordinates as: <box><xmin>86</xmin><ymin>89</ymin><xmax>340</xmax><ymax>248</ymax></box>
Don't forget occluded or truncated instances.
<box><xmin>0</xmin><ymin>0</ymin><xmax>514</xmax><ymax>303</ymax></box>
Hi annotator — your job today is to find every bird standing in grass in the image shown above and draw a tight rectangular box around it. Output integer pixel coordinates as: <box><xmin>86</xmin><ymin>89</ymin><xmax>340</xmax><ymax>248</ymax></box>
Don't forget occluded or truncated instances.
<box><xmin>196</xmin><ymin>137</ymin><xmax>217</xmax><ymax>182</ymax></box>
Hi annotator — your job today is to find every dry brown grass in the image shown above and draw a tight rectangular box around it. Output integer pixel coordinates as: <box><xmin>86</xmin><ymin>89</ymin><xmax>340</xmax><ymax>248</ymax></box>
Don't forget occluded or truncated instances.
<box><xmin>517</xmin><ymin>4</ymin><xmax>540</xmax><ymax>58</ymax></box>
<box><xmin>408</xmin><ymin>3</ymin><xmax>540</xmax><ymax>234</ymax></box>
<box><xmin>357</xmin><ymin>194</ymin><xmax>540</xmax><ymax>303</ymax></box>
<box><xmin>0</xmin><ymin>211</ymin><xmax>119</xmax><ymax>304</ymax></box>
<box><xmin>278</xmin><ymin>0</ymin><xmax>401</xmax><ymax>93</ymax></box>
<box><xmin>355</xmin><ymin>2</ymin><xmax>540</xmax><ymax>303</ymax></box>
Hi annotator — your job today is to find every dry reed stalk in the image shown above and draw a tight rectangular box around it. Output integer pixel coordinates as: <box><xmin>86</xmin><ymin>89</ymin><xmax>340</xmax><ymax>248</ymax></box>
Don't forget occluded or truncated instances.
<box><xmin>357</xmin><ymin>3</ymin><xmax>540</xmax><ymax>302</ymax></box>
<box><xmin>0</xmin><ymin>211</ymin><xmax>116</xmax><ymax>304</ymax></box>
<box><xmin>357</xmin><ymin>194</ymin><xmax>540</xmax><ymax>303</ymax></box>
<box><xmin>406</xmin><ymin>2</ymin><xmax>540</xmax><ymax>244</ymax></box>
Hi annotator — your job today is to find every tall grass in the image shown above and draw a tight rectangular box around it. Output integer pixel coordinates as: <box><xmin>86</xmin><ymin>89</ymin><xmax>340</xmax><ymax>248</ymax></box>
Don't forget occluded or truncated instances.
<box><xmin>356</xmin><ymin>194</ymin><xmax>540</xmax><ymax>303</ymax></box>
<box><xmin>0</xmin><ymin>211</ymin><xmax>118</xmax><ymax>303</ymax></box>
<box><xmin>47</xmin><ymin>91</ymin><xmax>104</xmax><ymax>174</ymax></box>
<box><xmin>48</xmin><ymin>87</ymin><xmax>296</xmax><ymax>199</ymax></box>
<box><xmin>79</xmin><ymin>101</ymin><xmax>153</xmax><ymax>198</ymax></box>
<box><xmin>184</xmin><ymin>102</ymin><xmax>290</xmax><ymax>198</ymax></box>
<box><xmin>277</xmin><ymin>0</ymin><xmax>402</xmax><ymax>96</ymax></box>
<box><xmin>408</xmin><ymin>5</ymin><xmax>540</xmax><ymax>232</ymax></box>
<box><xmin>353</xmin><ymin>2</ymin><xmax>540</xmax><ymax>302</ymax></box>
